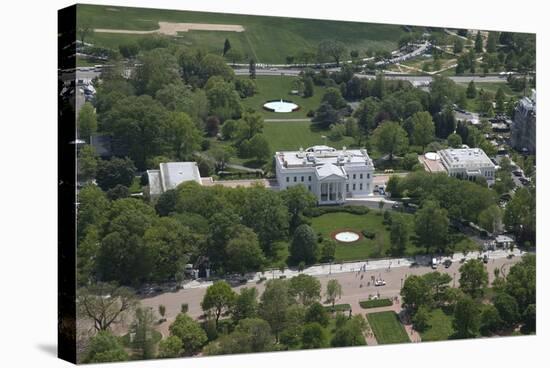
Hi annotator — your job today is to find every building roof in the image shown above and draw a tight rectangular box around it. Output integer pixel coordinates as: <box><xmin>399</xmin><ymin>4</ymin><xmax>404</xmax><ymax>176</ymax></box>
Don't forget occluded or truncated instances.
<box><xmin>438</xmin><ymin>148</ymin><xmax>495</xmax><ymax>170</ymax></box>
<box><xmin>275</xmin><ymin>146</ymin><xmax>374</xmax><ymax>171</ymax></box>
<box><xmin>315</xmin><ymin>163</ymin><xmax>347</xmax><ymax>180</ymax></box>
<box><xmin>159</xmin><ymin>162</ymin><xmax>201</xmax><ymax>191</ymax></box>
<box><xmin>147</xmin><ymin>162</ymin><xmax>201</xmax><ymax>196</ymax></box>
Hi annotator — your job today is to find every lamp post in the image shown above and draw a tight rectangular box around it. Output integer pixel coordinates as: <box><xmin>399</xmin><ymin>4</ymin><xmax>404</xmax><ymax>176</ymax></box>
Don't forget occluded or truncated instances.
<box><xmin>400</xmin><ymin>278</ymin><xmax>403</xmax><ymax>289</ymax></box>
<box><xmin>453</xmin><ymin>272</ymin><xmax>456</xmax><ymax>287</ymax></box>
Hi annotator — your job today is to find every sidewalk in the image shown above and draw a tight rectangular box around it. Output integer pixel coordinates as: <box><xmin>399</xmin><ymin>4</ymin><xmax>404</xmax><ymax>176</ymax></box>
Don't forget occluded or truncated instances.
<box><xmin>181</xmin><ymin>248</ymin><xmax>525</xmax><ymax>290</ymax></box>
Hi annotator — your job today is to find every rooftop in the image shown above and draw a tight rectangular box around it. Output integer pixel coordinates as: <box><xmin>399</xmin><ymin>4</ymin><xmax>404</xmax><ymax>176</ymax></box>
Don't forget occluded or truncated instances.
<box><xmin>275</xmin><ymin>146</ymin><xmax>374</xmax><ymax>170</ymax></box>
<box><xmin>147</xmin><ymin>162</ymin><xmax>201</xmax><ymax>196</ymax></box>
<box><xmin>438</xmin><ymin>148</ymin><xmax>495</xmax><ymax>169</ymax></box>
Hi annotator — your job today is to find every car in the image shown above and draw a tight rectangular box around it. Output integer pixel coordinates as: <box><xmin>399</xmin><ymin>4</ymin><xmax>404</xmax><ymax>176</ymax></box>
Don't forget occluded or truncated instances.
<box><xmin>378</xmin><ymin>188</ymin><xmax>386</xmax><ymax>196</ymax></box>
<box><xmin>431</xmin><ymin>258</ymin><xmax>438</xmax><ymax>269</ymax></box>
<box><xmin>483</xmin><ymin>255</ymin><xmax>489</xmax><ymax>263</ymax></box>
<box><xmin>443</xmin><ymin>259</ymin><xmax>452</xmax><ymax>268</ymax></box>
<box><xmin>392</xmin><ymin>202</ymin><xmax>402</xmax><ymax>209</ymax></box>
<box><xmin>512</xmin><ymin>170</ymin><xmax>523</xmax><ymax>177</ymax></box>
<box><xmin>374</xmin><ymin>279</ymin><xmax>386</xmax><ymax>286</ymax></box>
<box><xmin>519</xmin><ymin>177</ymin><xmax>530</xmax><ymax>185</ymax></box>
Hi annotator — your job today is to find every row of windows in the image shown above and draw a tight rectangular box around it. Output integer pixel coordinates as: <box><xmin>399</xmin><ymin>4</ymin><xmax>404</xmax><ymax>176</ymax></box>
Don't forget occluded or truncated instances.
<box><xmin>286</xmin><ymin>175</ymin><xmax>313</xmax><ymax>183</ymax></box>
<box><xmin>350</xmin><ymin>173</ymin><xmax>370</xmax><ymax>180</ymax></box>
<box><xmin>346</xmin><ymin>183</ymin><xmax>369</xmax><ymax>191</ymax></box>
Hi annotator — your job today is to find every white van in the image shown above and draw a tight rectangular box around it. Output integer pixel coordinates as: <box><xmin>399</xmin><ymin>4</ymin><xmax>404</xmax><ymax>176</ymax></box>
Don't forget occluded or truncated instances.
<box><xmin>431</xmin><ymin>258</ymin><xmax>438</xmax><ymax>269</ymax></box>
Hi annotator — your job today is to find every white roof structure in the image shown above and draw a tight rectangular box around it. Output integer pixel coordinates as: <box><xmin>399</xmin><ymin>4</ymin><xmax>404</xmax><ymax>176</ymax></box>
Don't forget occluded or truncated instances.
<box><xmin>438</xmin><ymin>148</ymin><xmax>494</xmax><ymax>170</ymax></box>
<box><xmin>315</xmin><ymin>163</ymin><xmax>347</xmax><ymax>180</ymax></box>
<box><xmin>276</xmin><ymin>146</ymin><xmax>374</xmax><ymax>170</ymax></box>
<box><xmin>147</xmin><ymin>162</ymin><xmax>201</xmax><ymax>196</ymax></box>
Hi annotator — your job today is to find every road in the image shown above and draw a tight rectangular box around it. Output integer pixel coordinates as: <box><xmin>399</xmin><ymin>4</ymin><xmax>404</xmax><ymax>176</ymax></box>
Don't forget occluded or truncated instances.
<box><xmin>138</xmin><ymin>251</ymin><xmax>524</xmax><ymax>337</ymax></box>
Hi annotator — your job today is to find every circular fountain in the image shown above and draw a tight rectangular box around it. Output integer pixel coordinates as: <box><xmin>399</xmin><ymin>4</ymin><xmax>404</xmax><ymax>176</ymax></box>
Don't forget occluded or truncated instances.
<box><xmin>333</xmin><ymin>231</ymin><xmax>361</xmax><ymax>243</ymax></box>
<box><xmin>263</xmin><ymin>99</ymin><xmax>300</xmax><ymax>113</ymax></box>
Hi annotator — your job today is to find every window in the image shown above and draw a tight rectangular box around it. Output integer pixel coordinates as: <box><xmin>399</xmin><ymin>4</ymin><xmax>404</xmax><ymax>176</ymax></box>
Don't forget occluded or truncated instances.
<box><xmin>367</xmin><ymin>173</ymin><xmax>370</xmax><ymax>179</ymax></box>
<box><xmin>294</xmin><ymin>176</ymin><xmax>297</xmax><ymax>182</ymax></box>
<box><xmin>286</xmin><ymin>177</ymin><xmax>289</xmax><ymax>183</ymax></box>
<box><xmin>359</xmin><ymin>183</ymin><xmax>363</xmax><ymax>190</ymax></box>
<box><xmin>308</xmin><ymin>176</ymin><xmax>312</xmax><ymax>182</ymax></box>
<box><xmin>308</xmin><ymin>185</ymin><xmax>311</xmax><ymax>191</ymax></box>
<box><xmin>301</xmin><ymin>176</ymin><xmax>304</xmax><ymax>182</ymax></box>
<box><xmin>353</xmin><ymin>174</ymin><xmax>356</xmax><ymax>179</ymax></box>
<box><xmin>346</xmin><ymin>184</ymin><xmax>349</xmax><ymax>192</ymax></box>
<box><xmin>353</xmin><ymin>184</ymin><xmax>356</xmax><ymax>190</ymax></box>
<box><xmin>360</xmin><ymin>173</ymin><xmax>363</xmax><ymax>179</ymax></box>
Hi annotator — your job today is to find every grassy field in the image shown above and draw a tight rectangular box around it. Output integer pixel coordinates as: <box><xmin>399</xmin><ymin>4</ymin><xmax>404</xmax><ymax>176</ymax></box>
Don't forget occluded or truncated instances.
<box><xmin>77</xmin><ymin>4</ymin><xmax>405</xmax><ymax>63</ymax></box>
<box><xmin>310</xmin><ymin>212</ymin><xmax>422</xmax><ymax>261</ymax></box>
<box><xmin>367</xmin><ymin>311</ymin><xmax>410</xmax><ymax>344</ymax></box>
<box><xmin>419</xmin><ymin>308</ymin><xmax>455</xmax><ymax>342</ymax></box>
<box><xmin>239</xmin><ymin>76</ymin><xmax>325</xmax><ymax>119</ymax></box>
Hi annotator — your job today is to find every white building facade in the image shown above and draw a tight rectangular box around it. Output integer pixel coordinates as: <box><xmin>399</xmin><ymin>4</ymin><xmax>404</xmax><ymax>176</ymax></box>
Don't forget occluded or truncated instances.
<box><xmin>275</xmin><ymin>146</ymin><xmax>375</xmax><ymax>205</ymax></box>
<box><xmin>437</xmin><ymin>148</ymin><xmax>496</xmax><ymax>185</ymax></box>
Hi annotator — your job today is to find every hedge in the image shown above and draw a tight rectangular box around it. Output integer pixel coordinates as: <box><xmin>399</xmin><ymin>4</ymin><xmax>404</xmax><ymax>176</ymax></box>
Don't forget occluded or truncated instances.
<box><xmin>305</xmin><ymin>205</ymin><xmax>370</xmax><ymax>218</ymax></box>
<box><xmin>323</xmin><ymin>303</ymin><xmax>352</xmax><ymax>312</ymax></box>
<box><xmin>359</xmin><ymin>298</ymin><xmax>393</xmax><ymax>309</ymax></box>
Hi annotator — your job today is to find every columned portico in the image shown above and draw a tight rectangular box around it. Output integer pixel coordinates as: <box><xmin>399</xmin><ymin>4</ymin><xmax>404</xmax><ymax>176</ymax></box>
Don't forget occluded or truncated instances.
<box><xmin>319</xmin><ymin>179</ymin><xmax>345</xmax><ymax>204</ymax></box>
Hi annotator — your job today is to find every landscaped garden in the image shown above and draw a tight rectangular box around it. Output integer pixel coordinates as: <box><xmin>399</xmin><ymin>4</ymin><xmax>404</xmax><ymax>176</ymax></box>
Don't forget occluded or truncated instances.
<box><xmin>360</xmin><ymin>298</ymin><xmax>394</xmax><ymax>309</ymax></box>
<box><xmin>367</xmin><ymin>311</ymin><xmax>410</xmax><ymax>344</ymax></box>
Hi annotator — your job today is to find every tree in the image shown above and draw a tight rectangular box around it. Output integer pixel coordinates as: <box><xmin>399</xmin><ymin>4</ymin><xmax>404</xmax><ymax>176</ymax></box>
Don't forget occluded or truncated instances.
<box><xmin>223</xmin><ymin>38</ymin><xmax>231</xmax><ymax>56</ymax></box>
<box><xmin>83</xmin><ymin>331</ymin><xmax>128</xmax><ymax>363</ymax></box>
<box><xmin>414</xmin><ymin>200</ymin><xmax>449</xmax><ymax>254</ymax></box>
<box><xmin>331</xmin><ymin>315</ymin><xmax>367</xmax><ymax>347</ymax></box>
<box><xmin>249</xmin><ymin>59</ymin><xmax>256</xmax><ymax>79</ymax></box>
<box><xmin>303</xmin><ymin>77</ymin><xmax>314</xmax><ymax>97</ymax></box>
<box><xmin>459</xmin><ymin>259</ymin><xmax>488</xmax><ymax>297</ymax></box>
<box><xmin>164</xmin><ymin>112</ymin><xmax>203</xmax><ymax>160</ymax></box>
<box><xmin>158</xmin><ymin>305</ymin><xmax>166</xmax><ymax>320</ymax></box>
<box><xmin>423</xmin><ymin>272</ymin><xmax>452</xmax><ymax>304</ymax></box>
<box><xmin>201</xmin><ymin>281</ymin><xmax>237</xmax><ymax>327</ymax></box>
<box><xmin>95</xmin><ymin>157</ymin><xmax>136</xmax><ymax>191</ymax></box>
<box><xmin>133</xmin><ymin>48</ymin><xmax>180</xmax><ymax>96</ymax></box>
<box><xmin>289</xmin><ymin>224</ymin><xmax>318</xmax><ymax>265</ymax></box>
<box><xmin>158</xmin><ymin>336</ymin><xmax>182</xmax><ymax>358</ymax></box>
<box><xmin>321</xmin><ymin>87</ymin><xmax>347</xmax><ymax>109</ymax></box>
<box><xmin>77</xmin><ymin>283</ymin><xmax>137</xmax><ymax>332</ymax></box>
<box><xmin>77</xmin><ymin>23</ymin><xmax>94</xmax><ymax>49</ymax></box>
<box><xmin>169</xmin><ymin>313</ymin><xmax>208</xmax><ymax>355</ymax></box>
<box><xmin>206</xmin><ymin>79</ymin><xmax>243</xmax><ymax>121</ymax></box>
<box><xmin>411</xmin><ymin>111</ymin><xmax>435</xmax><ymax>151</ymax></box>
<box><xmin>130</xmin><ymin>307</ymin><xmax>156</xmax><ymax>359</ymax></box>
<box><xmin>78</xmin><ymin>145</ymin><xmax>98</xmax><ymax>181</ymax></box>
<box><xmin>493</xmin><ymin>293</ymin><xmax>520</xmax><ymax>328</ymax></box>
<box><xmin>281</xmin><ymin>185</ymin><xmax>317</xmax><ymax>234</ymax></box>
<box><xmin>371</xmin><ymin>73</ymin><xmax>386</xmax><ymax>99</ymax></box>
<box><xmin>155</xmin><ymin>189</ymin><xmax>178</xmax><ymax>216</ymax></box>
<box><xmin>210</xmin><ymin>145</ymin><xmax>234</xmax><ymax>171</ymax></box>
<box><xmin>246</xmin><ymin>134</ymin><xmax>271</xmax><ymax>162</ymax></box>
<box><xmin>318</xmin><ymin>40</ymin><xmax>347</xmax><ymax>66</ymax></box>
<box><xmin>447</xmin><ymin>133</ymin><xmax>462</xmax><ymax>148</ymax></box>
<box><xmin>320</xmin><ymin>239</ymin><xmax>337</xmax><ymax>262</ymax></box>
<box><xmin>225</xmin><ymin>226</ymin><xmax>266</xmax><ymax>274</ymax></box>
<box><xmin>234</xmin><ymin>318</ymin><xmax>274</xmax><ymax>352</ymax></box>
<box><xmin>412</xmin><ymin>305</ymin><xmax>430</xmax><ymax>332</ymax></box>
<box><xmin>401</xmin><ymin>275</ymin><xmax>432</xmax><ymax>311</ymax></box>
<box><xmin>371</xmin><ymin>121</ymin><xmax>409</xmax><ymax>162</ymax></box>
<box><xmin>390</xmin><ymin>214</ymin><xmax>409</xmax><ymax>256</ymax></box>
<box><xmin>495</xmin><ymin>87</ymin><xmax>506</xmax><ymax>113</ymax></box>
<box><xmin>522</xmin><ymin>304</ymin><xmax>536</xmax><ymax>334</ymax></box>
<box><xmin>504</xmin><ymin>255</ymin><xmax>535</xmax><ymax>311</ymax></box>
<box><xmin>259</xmin><ymin>279</ymin><xmax>294</xmax><ymax>342</ymax></box>
<box><xmin>475</xmin><ymin>31</ymin><xmax>483</xmax><ymax>53</ymax></box>
<box><xmin>233</xmin><ymin>287</ymin><xmax>259</xmax><ymax>322</ymax></box>
<box><xmin>301</xmin><ymin>323</ymin><xmax>328</xmax><ymax>349</ymax></box>
<box><xmin>504</xmin><ymin>188</ymin><xmax>535</xmax><ymax>245</ymax></box>
<box><xmin>453</xmin><ymin>295</ymin><xmax>480</xmax><ymax>338</ymax></box>
<box><xmin>466</xmin><ymin>80</ymin><xmax>477</xmax><ymax>99</ymax></box>
<box><xmin>313</xmin><ymin>102</ymin><xmax>340</xmax><ymax>129</ymax></box>
<box><xmin>479</xmin><ymin>304</ymin><xmax>502</xmax><ymax>336</ymax></box>
<box><xmin>289</xmin><ymin>274</ymin><xmax>321</xmax><ymax>305</ymax></box>
<box><xmin>325</xmin><ymin>279</ymin><xmax>343</xmax><ymax>309</ymax></box>
<box><xmin>304</xmin><ymin>302</ymin><xmax>329</xmax><ymax>327</ymax></box>
<box><xmin>429</xmin><ymin>76</ymin><xmax>457</xmax><ymax>113</ymax></box>
<box><xmin>487</xmin><ymin>32</ymin><xmax>498</xmax><ymax>53</ymax></box>
<box><xmin>453</xmin><ymin>38</ymin><xmax>464</xmax><ymax>54</ymax></box>
<box><xmin>478</xmin><ymin>205</ymin><xmax>502</xmax><ymax>234</ymax></box>
<box><xmin>78</xmin><ymin>102</ymin><xmax>97</xmax><ymax>141</ymax></box>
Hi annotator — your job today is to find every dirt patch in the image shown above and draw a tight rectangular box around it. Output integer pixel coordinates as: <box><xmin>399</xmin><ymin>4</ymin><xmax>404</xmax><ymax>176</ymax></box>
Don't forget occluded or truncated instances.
<box><xmin>95</xmin><ymin>21</ymin><xmax>245</xmax><ymax>36</ymax></box>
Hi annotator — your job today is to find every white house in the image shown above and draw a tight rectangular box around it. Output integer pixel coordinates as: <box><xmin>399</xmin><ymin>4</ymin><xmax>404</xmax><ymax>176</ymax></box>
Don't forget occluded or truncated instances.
<box><xmin>437</xmin><ymin>148</ymin><xmax>496</xmax><ymax>185</ymax></box>
<box><xmin>147</xmin><ymin>162</ymin><xmax>202</xmax><ymax>198</ymax></box>
<box><xmin>275</xmin><ymin>146</ymin><xmax>375</xmax><ymax>205</ymax></box>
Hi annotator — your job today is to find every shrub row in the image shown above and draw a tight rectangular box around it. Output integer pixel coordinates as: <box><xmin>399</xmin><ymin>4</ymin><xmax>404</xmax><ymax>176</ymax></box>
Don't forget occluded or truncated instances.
<box><xmin>305</xmin><ymin>205</ymin><xmax>370</xmax><ymax>218</ymax></box>
<box><xmin>359</xmin><ymin>298</ymin><xmax>393</xmax><ymax>309</ymax></box>
<box><xmin>323</xmin><ymin>303</ymin><xmax>352</xmax><ymax>312</ymax></box>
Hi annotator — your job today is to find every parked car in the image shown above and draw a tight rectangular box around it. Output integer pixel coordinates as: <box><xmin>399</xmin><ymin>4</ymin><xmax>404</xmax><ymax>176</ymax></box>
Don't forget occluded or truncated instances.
<box><xmin>512</xmin><ymin>170</ymin><xmax>523</xmax><ymax>177</ymax></box>
<box><xmin>431</xmin><ymin>258</ymin><xmax>438</xmax><ymax>269</ymax></box>
<box><xmin>443</xmin><ymin>259</ymin><xmax>452</xmax><ymax>268</ymax></box>
<box><xmin>374</xmin><ymin>279</ymin><xmax>386</xmax><ymax>286</ymax></box>
<box><xmin>483</xmin><ymin>255</ymin><xmax>489</xmax><ymax>264</ymax></box>
<box><xmin>378</xmin><ymin>188</ymin><xmax>386</xmax><ymax>196</ymax></box>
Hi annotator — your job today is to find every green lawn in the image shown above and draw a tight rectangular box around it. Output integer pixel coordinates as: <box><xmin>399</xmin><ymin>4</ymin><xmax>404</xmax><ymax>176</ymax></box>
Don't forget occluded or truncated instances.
<box><xmin>77</xmin><ymin>4</ymin><xmax>404</xmax><ymax>63</ymax></box>
<box><xmin>367</xmin><ymin>312</ymin><xmax>410</xmax><ymax>344</ymax></box>
<box><xmin>310</xmin><ymin>212</ymin><xmax>422</xmax><ymax>261</ymax></box>
<box><xmin>419</xmin><ymin>308</ymin><xmax>455</xmax><ymax>342</ymax></box>
<box><xmin>240</xmin><ymin>76</ymin><xmax>325</xmax><ymax>119</ymax></box>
